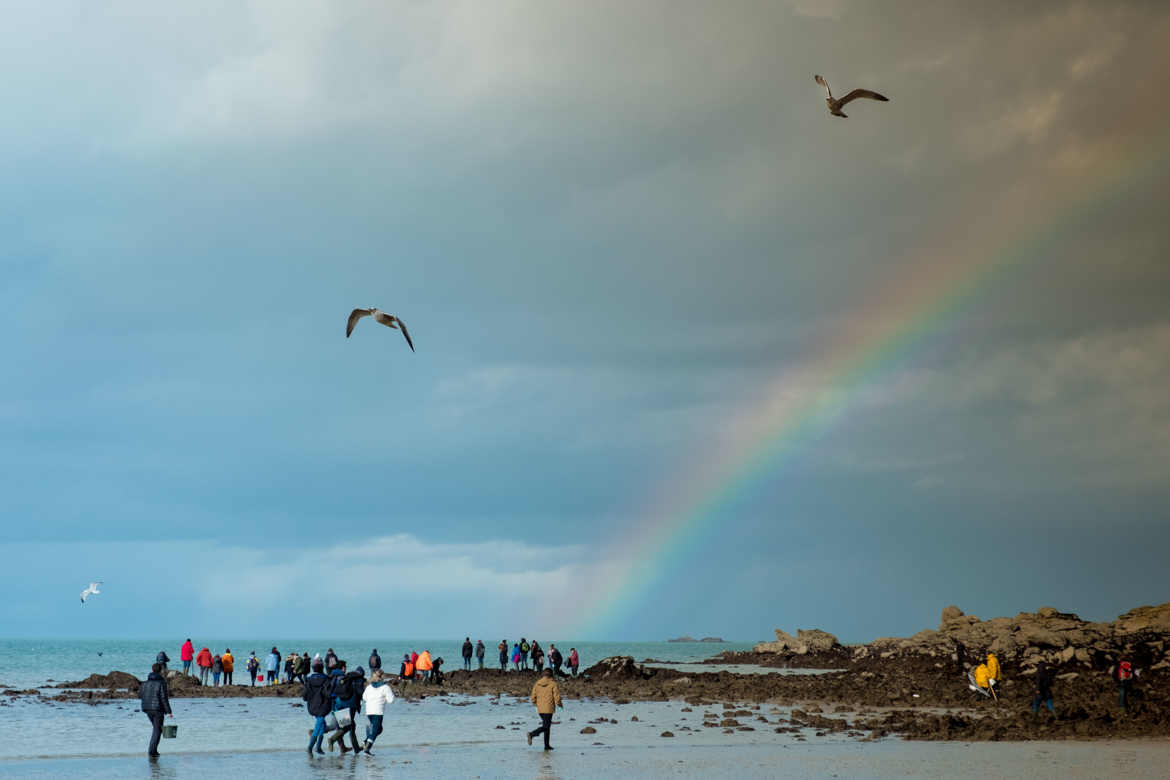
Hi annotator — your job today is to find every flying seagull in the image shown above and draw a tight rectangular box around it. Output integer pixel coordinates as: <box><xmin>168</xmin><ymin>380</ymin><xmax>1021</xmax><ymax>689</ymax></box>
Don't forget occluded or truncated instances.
<box><xmin>346</xmin><ymin>308</ymin><xmax>414</xmax><ymax>351</ymax></box>
<box><xmin>80</xmin><ymin>582</ymin><xmax>102</xmax><ymax>604</ymax></box>
<box><xmin>814</xmin><ymin>74</ymin><xmax>889</xmax><ymax>118</ymax></box>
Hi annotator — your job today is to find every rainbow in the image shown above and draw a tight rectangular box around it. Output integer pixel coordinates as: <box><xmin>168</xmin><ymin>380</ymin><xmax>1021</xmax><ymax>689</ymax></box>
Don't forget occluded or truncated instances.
<box><xmin>572</xmin><ymin>135</ymin><xmax>1169</xmax><ymax>639</ymax></box>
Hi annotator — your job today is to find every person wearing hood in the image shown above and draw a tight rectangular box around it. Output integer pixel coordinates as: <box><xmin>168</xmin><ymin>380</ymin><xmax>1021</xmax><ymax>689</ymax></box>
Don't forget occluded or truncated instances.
<box><xmin>526</xmin><ymin>668</ymin><xmax>563</xmax><ymax>750</ymax></box>
<box><xmin>195</xmin><ymin>646</ymin><xmax>213</xmax><ymax>684</ymax></box>
<box><xmin>140</xmin><ymin>662</ymin><xmax>173</xmax><ymax>758</ymax></box>
<box><xmin>361</xmin><ymin>669</ymin><xmax>395</xmax><ymax>754</ymax></box>
<box><xmin>327</xmin><ymin>661</ymin><xmax>364</xmax><ymax>754</ymax></box>
<box><xmin>302</xmin><ymin>658</ymin><xmax>331</xmax><ymax>755</ymax></box>
<box><xmin>246</xmin><ymin>652</ymin><xmax>260</xmax><ymax>686</ymax></box>
<box><xmin>266</xmin><ymin>647</ymin><xmax>280</xmax><ymax>685</ymax></box>
<box><xmin>180</xmin><ymin>639</ymin><xmax>194</xmax><ymax>675</ymax></box>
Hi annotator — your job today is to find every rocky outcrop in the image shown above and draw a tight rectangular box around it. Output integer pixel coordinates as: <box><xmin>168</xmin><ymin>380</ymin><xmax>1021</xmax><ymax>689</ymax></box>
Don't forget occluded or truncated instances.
<box><xmin>582</xmin><ymin>656</ymin><xmax>657</xmax><ymax>680</ymax></box>
<box><xmin>753</xmin><ymin>628</ymin><xmax>840</xmax><ymax>655</ymax></box>
<box><xmin>56</xmin><ymin>672</ymin><xmax>141</xmax><ymax>692</ymax></box>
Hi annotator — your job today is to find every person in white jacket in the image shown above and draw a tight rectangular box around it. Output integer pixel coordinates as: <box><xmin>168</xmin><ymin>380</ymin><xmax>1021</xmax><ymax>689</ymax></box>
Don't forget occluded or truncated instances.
<box><xmin>361</xmin><ymin>670</ymin><xmax>395</xmax><ymax>754</ymax></box>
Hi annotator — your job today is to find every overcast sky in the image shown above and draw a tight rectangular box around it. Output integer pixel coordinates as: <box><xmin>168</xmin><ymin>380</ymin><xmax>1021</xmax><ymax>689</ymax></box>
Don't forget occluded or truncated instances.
<box><xmin>3</xmin><ymin>1</ymin><xmax>1168</xmax><ymax>641</ymax></box>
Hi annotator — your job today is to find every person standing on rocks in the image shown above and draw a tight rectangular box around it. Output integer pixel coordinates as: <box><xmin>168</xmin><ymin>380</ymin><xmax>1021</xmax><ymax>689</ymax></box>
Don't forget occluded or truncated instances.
<box><xmin>531</xmin><ymin>641</ymin><xmax>544</xmax><ymax>673</ymax></box>
<box><xmin>417</xmin><ymin>649</ymin><xmax>434</xmax><ymax>683</ymax></box>
<box><xmin>520</xmin><ymin>638</ymin><xmax>530</xmax><ymax>670</ymax></box>
<box><xmin>1032</xmin><ymin>662</ymin><xmax>1056</xmax><ymax>716</ymax></box>
<box><xmin>475</xmin><ymin>639</ymin><xmax>485</xmax><ymax>670</ymax></box>
<box><xmin>568</xmin><ymin>647</ymin><xmax>580</xmax><ymax>677</ymax></box>
<box><xmin>325</xmin><ymin>648</ymin><xmax>339</xmax><ymax>673</ymax></box>
<box><xmin>156</xmin><ymin>650</ymin><xmax>170</xmax><ymax>673</ymax></box>
<box><xmin>549</xmin><ymin>644</ymin><xmax>565</xmax><ymax>678</ymax></box>
<box><xmin>222</xmin><ymin>648</ymin><xmax>234</xmax><ymax>685</ymax></box>
<box><xmin>1113</xmin><ymin>656</ymin><xmax>1138</xmax><ymax>711</ymax></box>
<box><xmin>196</xmin><ymin>646</ymin><xmax>213</xmax><ymax>685</ymax></box>
<box><xmin>399</xmin><ymin>653</ymin><xmax>415</xmax><ymax>684</ymax></box>
<box><xmin>498</xmin><ymin>640</ymin><xmax>508</xmax><ymax>672</ymax></box>
<box><xmin>180</xmin><ymin>639</ymin><xmax>194</xmax><ymax>675</ymax></box>
<box><xmin>300</xmin><ymin>652</ymin><xmax>311</xmax><ymax>683</ymax></box>
<box><xmin>211</xmin><ymin>652</ymin><xmax>223</xmax><ymax>686</ymax></box>
<box><xmin>266</xmin><ymin>647</ymin><xmax>280</xmax><ymax>685</ymax></box>
<box><xmin>985</xmin><ymin>651</ymin><xmax>1002</xmax><ymax>699</ymax></box>
<box><xmin>139</xmin><ymin>662</ymin><xmax>173</xmax><ymax>758</ymax></box>
<box><xmin>369</xmin><ymin>648</ymin><xmax>382</xmax><ymax>675</ymax></box>
<box><xmin>247</xmin><ymin>652</ymin><xmax>260</xmax><ymax>686</ymax></box>
<box><xmin>526</xmin><ymin>668</ymin><xmax>563</xmax><ymax>751</ymax></box>
<box><xmin>302</xmin><ymin>658</ymin><xmax>332</xmax><ymax>755</ymax></box>
<box><xmin>462</xmin><ymin>637</ymin><xmax>474</xmax><ymax>671</ymax></box>
<box><xmin>953</xmin><ymin>640</ymin><xmax>966</xmax><ymax>676</ymax></box>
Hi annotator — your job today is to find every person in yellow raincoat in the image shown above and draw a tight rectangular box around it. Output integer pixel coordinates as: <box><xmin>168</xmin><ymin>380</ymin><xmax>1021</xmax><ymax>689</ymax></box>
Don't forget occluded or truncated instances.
<box><xmin>986</xmin><ymin>652</ymin><xmax>1001</xmax><ymax>697</ymax></box>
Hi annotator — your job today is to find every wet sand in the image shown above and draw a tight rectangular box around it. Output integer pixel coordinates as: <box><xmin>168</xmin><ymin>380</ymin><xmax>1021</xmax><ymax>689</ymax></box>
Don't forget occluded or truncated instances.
<box><xmin>4</xmin><ymin>739</ymin><xmax>1168</xmax><ymax>779</ymax></box>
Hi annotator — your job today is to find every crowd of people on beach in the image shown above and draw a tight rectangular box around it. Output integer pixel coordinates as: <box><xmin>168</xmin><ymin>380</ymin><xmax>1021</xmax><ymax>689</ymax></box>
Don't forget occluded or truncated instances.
<box><xmin>139</xmin><ymin>637</ymin><xmax>580</xmax><ymax>756</ymax></box>
<box><xmin>958</xmin><ymin>641</ymin><xmax>1143</xmax><ymax>716</ymax></box>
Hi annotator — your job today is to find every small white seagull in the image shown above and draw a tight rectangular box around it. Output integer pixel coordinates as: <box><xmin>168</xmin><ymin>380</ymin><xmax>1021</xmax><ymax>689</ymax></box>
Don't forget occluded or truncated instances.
<box><xmin>814</xmin><ymin>74</ymin><xmax>889</xmax><ymax>118</ymax></box>
<box><xmin>80</xmin><ymin>582</ymin><xmax>102</xmax><ymax>604</ymax></box>
<box><xmin>346</xmin><ymin>307</ymin><xmax>415</xmax><ymax>351</ymax></box>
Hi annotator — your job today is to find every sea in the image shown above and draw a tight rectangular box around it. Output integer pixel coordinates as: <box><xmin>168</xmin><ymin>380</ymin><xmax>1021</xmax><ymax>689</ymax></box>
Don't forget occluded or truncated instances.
<box><xmin>1</xmin><ymin>639</ymin><xmax>1166</xmax><ymax>778</ymax></box>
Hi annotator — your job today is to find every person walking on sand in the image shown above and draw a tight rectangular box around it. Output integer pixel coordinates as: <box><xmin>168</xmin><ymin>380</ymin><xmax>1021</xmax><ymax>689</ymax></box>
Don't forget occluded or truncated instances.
<box><xmin>327</xmin><ymin>662</ymin><xmax>364</xmax><ymax>754</ymax></box>
<box><xmin>462</xmin><ymin>637</ymin><xmax>473</xmax><ymax>671</ymax></box>
<box><xmin>526</xmin><ymin>668</ymin><xmax>563</xmax><ymax>751</ymax></box>
<box><xmin>568</xmin><ymin>647</ymin><xmax>580</xmax><ymax>677</ymax></box>
<box><xmin>196</xmin><ymin>646</ymin><xmax>213</xmax><ymax>685</ymax></box>
<box><xmin>266</xmin><ymin>647</ymin><xmax>280</xmax><ymax>685</ymax></box>
<box><xmin>369</xmin><ymin>648</ymin><xmax>382</xmax><ymax>675</ymax></box>
<box><xmin>476</xmin><ymin>639</ymin><xmax>485</xmax><ymax>670</ymax></box>
<box><xmin>140</xmin><ymin>662</ymin><xmax>172</xmax><ymax>758</ymax></box>
<box><xmin>222</xmin><ymin>649</ymin><xmax>234</xmax><ymax>685</ymax></box>
<box><xmin>211</xmin><ymin>652</ymin><xmax>223</xmax><ymax>686</ymax></box>
<box><xmin>361</xmin><ymin>669</ymin><xmax>395</xmax><ymax>754</ymax></box>
<box><xmin>180</xmin><ymin>639</ymin><xmax>194</xmax><ymax>675</ymax></box>
<box><xmin>1032</xmin><ymin>661</ymin><xmax>1056</xmax><ymax>716</ymax></box>
<box><xmin>247</xmin><ymin>652</ymin><xmax>260</xmax><ymax>686</ymax></box>
<box><xmin>498</xmin><ymin>640</ymin><xmax>508</xmax><ymax>672</ymax></box>
<box><xmin>302</xmin><ymin>658</ymin><xmax>332</xmax><ymax>755</ymax></box>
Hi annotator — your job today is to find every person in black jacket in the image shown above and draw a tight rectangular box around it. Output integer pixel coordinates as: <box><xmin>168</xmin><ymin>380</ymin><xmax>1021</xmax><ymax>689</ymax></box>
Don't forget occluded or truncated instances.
<box><xmin>302</xmin><ymin>660</ymin><xmax>332</xmax><ymax>755</ymax></box>
<box><xmin>369</xmin><ymin>648</ymin><xmax>382</xmax><ymax>674</ymax></box>
<box><xmin>327</xmin><ymin>663</ymin><xmax>365</xmax><ymax>754</ymax></box>
<box><xmin>462</xmin><ymin>638</ymin><xmax>473</xmax><ymax>671</ymax></box>
<box><xmin>155</xmin><ymin>650</ymin><xmax>170</xmax><ymax>673</ymax></box>
<box><xmin>1032</xmin><ymin>662</ymin><xmax>1056</xmax><ymax>716</ymax></box>
<box><xmin>139</xmin><ymin>663</ymin><xmax>172</xmax><ymax>758</ymax></box>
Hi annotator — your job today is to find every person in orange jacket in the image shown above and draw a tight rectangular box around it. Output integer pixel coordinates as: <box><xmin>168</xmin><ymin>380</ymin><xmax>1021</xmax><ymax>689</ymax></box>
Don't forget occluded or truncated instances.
<box><xmin>221</xmin><ymin>649</ymin><xmax>234</xmax><ymax>685</ymax></box>
<box><xmin>416</xmin><ymin>650</ymin><xmax>433</xmax><ymax>683</ymax></box>
<box><xmin>195</xmin><ymin>647</ymin><xmax>213</xmax><ymax>685</ymax></box>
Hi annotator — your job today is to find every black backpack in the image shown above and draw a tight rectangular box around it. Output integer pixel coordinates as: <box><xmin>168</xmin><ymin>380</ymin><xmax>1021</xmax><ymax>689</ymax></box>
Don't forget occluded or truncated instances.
<box><xmin>306</xmin><ymin>677</ymin><xmax>332</xmax><ymax>716</ymax></box>
<box><xmin>335</xmin><ymin>673</ymin><xmax>356</xmax><ymax>702</ymax></box>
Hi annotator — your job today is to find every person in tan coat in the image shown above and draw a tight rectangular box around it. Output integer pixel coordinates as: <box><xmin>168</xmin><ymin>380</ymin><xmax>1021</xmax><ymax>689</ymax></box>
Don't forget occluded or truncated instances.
<box><xmin>526</xmin><ymin>669</ymin><xmax>563</xmax><ymax>750</ymax></box>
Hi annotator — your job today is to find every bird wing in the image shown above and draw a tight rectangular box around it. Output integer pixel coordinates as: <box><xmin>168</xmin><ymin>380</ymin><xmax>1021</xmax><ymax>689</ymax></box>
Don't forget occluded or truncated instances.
<box><xmin>396</xmin><ymin>317</ymin><xmax>415</xmax><ymax>351</ymax></box>
<box><xmin>346</xmin><ymin>308</ymin><xmax>372</xmax><ymax>338</ymax></box>
<box><xmin>814</xmin><ymin>74</ymin><xmax>832</xmax><ymax>98</ymax></box>
<box><xmin>838</xmin><ymin>88</ymin><xmax>889</xmax><ymax>106</ymax></box>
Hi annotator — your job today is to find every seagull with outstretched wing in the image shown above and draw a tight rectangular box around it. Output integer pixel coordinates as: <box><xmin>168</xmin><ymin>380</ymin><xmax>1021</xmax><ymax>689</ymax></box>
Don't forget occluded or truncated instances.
<box><xmin>80</xmin><ymin>581</ymin><xmax>102</xmax><ymax>604</ymax></box>
<box><xmin>815</xmin><ymin>74</ymin><xmax>889</xmax><ymax>118</ymax></box>
<box><xmin>346</xmin><ymin>307</ymin><xmax>414</xmax><ymax>351</ymax></box>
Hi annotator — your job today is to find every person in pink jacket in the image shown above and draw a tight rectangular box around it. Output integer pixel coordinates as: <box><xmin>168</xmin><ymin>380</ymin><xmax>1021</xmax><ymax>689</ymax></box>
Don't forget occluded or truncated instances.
<box><xmin>180</xmin><ymin>639</ymin><xmax>195</xmax><ymax>675</ymax></box>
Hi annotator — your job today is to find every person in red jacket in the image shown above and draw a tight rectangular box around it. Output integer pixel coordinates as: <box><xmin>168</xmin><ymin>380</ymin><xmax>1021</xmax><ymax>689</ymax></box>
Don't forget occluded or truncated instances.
<box><xmin>180</xmin><ymin>639</ymin><xmax>195</xmax><ymax>675</ymax></box>
<box><xmin>195</xmin><ymin>647</ymin><xmax>213</xmax><ymax>685</ymax></box>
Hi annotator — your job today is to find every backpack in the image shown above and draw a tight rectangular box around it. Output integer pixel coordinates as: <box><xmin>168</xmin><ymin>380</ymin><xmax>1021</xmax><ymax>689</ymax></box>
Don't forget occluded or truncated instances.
<box><xmin>248</xmin><ymin>656</ymin><xmax>259</xmax><ymax>671</ymax></box>
<box><xmin>520</xmin><ymin>641</ymin><xmax>529</xmax><ymax>653</ymax></box>
<box><xmin>335</xmin><ymin>673</ymin><xmax>356</xmax><ymax>702</ymax></box>
<box><xmin>306</xmin><ymin>677</ymin><xmax>332</xmax><ymax>716</ymax></box>
<box><xmin>1118</xmin><ymin>661</ymin><xmax>1133</xmax><ymax>681</ymax></box>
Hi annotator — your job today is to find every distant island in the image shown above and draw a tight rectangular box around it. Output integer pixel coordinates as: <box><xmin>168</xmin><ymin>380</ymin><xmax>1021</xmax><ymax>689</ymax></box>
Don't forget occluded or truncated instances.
<box><xmin>666</xmin><ymin>636</ymin><xmax>724</xmax><ymax>643</ymax></box>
